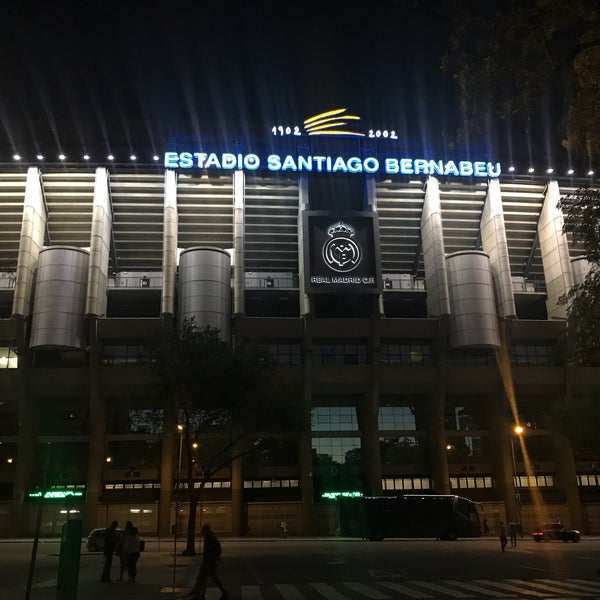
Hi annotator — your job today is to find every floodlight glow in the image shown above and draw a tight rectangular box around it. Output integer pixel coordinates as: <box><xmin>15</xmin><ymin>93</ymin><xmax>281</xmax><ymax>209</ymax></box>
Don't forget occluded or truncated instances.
<box><xmin>588</xmin><ymin>170</ymin><xmax>595</xmax><ymax>176</ymax></box>
<box><xmin>36</xmin><ymin>154</ymin><xmax>44</xmax><ymax>160</ymax></box>
<box><xmin>514</xmin><ymin>425</ymin><xmax>524</xmax><ymax>435</ymax></box>
<box><xmin>567</xmin><ymin>169</ymin><xmax>575</xmax><ymax>175</ymax></box>
<box><xmin>528</xmin><ymin>167</ymin><xmax>534</xmax><ymax>173</ymax></box>
<box><xmin>58</xmin><ymin>154</ymin><xmax>66</xmax><ymax>161</ymax></box>
<box><xmin>13</xmin><ymin>154</ymin><xmax>21</xmax><ymax>161</ymax></box>
<box><xmin>153</xmin><ymin>155</ymin><xmax>160</xmax><ymax>161</ymax></box>
<box><xmin>546</xmin><ymin>168</ymin><xmax>554</xmax><ymax>174</ymax></box>
<box><xmin>130</xmin><ymin>155</ymin><xmax>137</xmax><ymax>161</ymax></box>
<box><xmin>107</xmin><ymin>155</ymin><xmax>114</xmax><ymax>161</ymax></box>
<box><xmin>508</xmin><ymin>166</ymin><xmax>515</xmax><ymax>172</ymax></box>
<box><xmin>83</xmin><ymin>154</ymin><xmax>90</xmax><ymax>161</ymax></box>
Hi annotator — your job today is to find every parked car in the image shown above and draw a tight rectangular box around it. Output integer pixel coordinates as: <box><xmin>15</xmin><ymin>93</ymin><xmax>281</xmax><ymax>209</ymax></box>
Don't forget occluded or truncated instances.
<box><xmin>86</xmin><ymin>527</ymin><xmax>123</xmax><ymax>552</ymax></box>
<box><xmin>532</xmin><ymin>523</ymin><xmax>581</xmax><ymax>543</ymax></box>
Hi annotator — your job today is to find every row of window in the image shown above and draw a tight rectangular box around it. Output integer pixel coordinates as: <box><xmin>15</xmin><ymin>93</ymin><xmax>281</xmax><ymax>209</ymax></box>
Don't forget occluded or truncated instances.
<box><xmin>0</xmin><ymin>347</ymin><xmax>18</xmax><ymax>369</ymax></box>
<box><xmin>93</xmin><ymin>343</ymin><xmax>561</xmax><ymax>367</ymax></box>
<box><xmin>311</xmin><ymin>407</ymin><xmax>417</xmax><ymax>432</ymax></box>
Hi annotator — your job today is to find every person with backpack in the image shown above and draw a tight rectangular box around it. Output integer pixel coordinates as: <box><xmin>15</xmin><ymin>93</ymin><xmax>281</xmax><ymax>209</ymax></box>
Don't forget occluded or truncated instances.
<box><xmin>189</xmin><ymin>524</ymin><xmax>228</xmax><ymax>600</ymax></box>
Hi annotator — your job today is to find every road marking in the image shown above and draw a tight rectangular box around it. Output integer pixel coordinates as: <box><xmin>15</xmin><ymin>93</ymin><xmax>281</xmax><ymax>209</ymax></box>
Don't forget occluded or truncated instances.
<box><xmin>441</xmin><ymin>580</ymin><xmax>516</xmax><ymax>597</ymax></box>
<box><xmin>310</xmin><ymin>583</ymin><xmax>351</xmax><ymax>600</ymax></box>
<box><xmin>242</xmin><ymin>585</ymin><xmax>265</xmax><ymax>600</ymax></box>
<box><xmin>377</xmin><ymin>581</ymin><xmax>433</xmax><ymax>598</ymax></box>
<box><xmin>472</xmin><ymin>580</ymin><xmax>549</xmax><ymax>597</ymax></box>
<box><xmin>507</xmin><ymin>579</ymin><xmax>594</xmax><ymax>596</ymax></box>
<box><xmin>343</xmin><ymin>582</ymin><xmax>390</xmax><ymax>599</ymax></box>
<box><xmin>536</xmin><ymin>579</ymin><xmax>600</xmax><ymax>594</ymax></box>
<box><xmin>369</xmin><ymin>569</ymin><xmax>405</xmax><ymax>579</ymax></box>
<box><xmin>410</xmin><ymin>581</ymin><xmax>474</xmax><ymax>598</ymax></box>
<box><xmin>275</xmin><ymin>584</ymin><xmax>306</xmax><ymax>600</ymax></box>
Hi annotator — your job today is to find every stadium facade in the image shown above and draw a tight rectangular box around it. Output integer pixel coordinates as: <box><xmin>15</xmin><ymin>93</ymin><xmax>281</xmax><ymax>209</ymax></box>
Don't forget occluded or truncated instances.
<box><xmin>1</xmin><ymin>129</ymin><xmax>600</xmax><ymax>536</ymax></box>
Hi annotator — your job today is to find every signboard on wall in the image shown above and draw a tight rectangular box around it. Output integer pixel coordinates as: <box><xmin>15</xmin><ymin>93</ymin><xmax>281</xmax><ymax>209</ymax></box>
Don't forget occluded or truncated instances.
<box><xmin>303</xmin><ymin>211</ymin><xmax>382</xmax><ymax>294</ymax></box>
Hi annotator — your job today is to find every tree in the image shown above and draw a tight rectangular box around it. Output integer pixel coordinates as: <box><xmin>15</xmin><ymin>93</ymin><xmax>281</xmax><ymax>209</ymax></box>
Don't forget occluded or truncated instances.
<box><xmin>550</xmin><ymin>393</ymin><xmax>600</xmax><ymax>458</ymax></box>
<box><xmin>442</xmin><ymin>0</ymin><xmax>600</xmax><ymax>161</ymax></box>
<box><xmin>150</xmin><ymin>318</ymin><xmax>303</xmax><ymax>553</ymax></box>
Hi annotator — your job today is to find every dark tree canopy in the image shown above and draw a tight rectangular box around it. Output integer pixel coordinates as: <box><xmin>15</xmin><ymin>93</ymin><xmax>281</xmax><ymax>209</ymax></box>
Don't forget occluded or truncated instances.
<box><xmin>442</xmin><ymin>0</ymin><xmax>600</xmax><ymax>161</ymax></box>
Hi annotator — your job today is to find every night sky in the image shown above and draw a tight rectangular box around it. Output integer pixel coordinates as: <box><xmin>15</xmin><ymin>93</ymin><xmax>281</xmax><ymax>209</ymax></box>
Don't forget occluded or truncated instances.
<box><xmin>0</xmin><ymin>1</ymin><xmax>566</xmax><ymax>168</ymax></box>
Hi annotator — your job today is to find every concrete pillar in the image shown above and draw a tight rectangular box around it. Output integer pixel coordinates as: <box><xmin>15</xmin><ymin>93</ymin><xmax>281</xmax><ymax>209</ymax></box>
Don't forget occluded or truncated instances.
<box><xmin>233</xmin><ymin>170</ymin><xmax>245</xmax><ymax>316</ymax></box>
<box><xmin>161</xmin><ymin>170</ymin><xmax>178</xmax><ymax>317</ymax></box>
<box><xmin>230</xmin><ymin>455</ymin><xmax>243</xmax><ymax>535</ymax></box>
<box><xmin>488</xmin><ymin>393</ymin><xmax>518</xmax><ymax>523</ymax></box>
<box><xmin>480</xmin><ymin>179</ymin><xmax>516</xmax><ymax>318</ymax></box>
<box><xmin>298</xmin><ymin>174</ymin><xmax>311</xmax><ymax>316</ymax></box>
<box><xmin>158</xmin><ymin>404</ymin><xmax>176</xmax><ymax>537</ymax></box>
<box><xmin>421</xmin><ymin>177</ymin><xmax>450</xmax><ymax>317</ymax></box>
<box><xmin>84</xmin><ymin>319</ymin><xmax>106</xmax><ymax>532</ymax></box>
<box><xmin>9</xmin><ymin>318</ymin><xmax>35</xmax><ymax>536</ymax></box>
<box><xmin>299</xmin><ymin>317</ymin><xmax>314</xmax><ymax>534</ymax></box>
<box><xmin>12</xmin><ymin>167</ymin><xmax>46</xmax><ymax>318</ymax></box>
<box><xmin>85</xmin><ymin>168</ymin><xmax>112</xmax><ymax>317</ymax></box>
<box><xmin>539</xmin><ymin>181</ymin><xmax>573</xmax><ymax>320</ymax></box>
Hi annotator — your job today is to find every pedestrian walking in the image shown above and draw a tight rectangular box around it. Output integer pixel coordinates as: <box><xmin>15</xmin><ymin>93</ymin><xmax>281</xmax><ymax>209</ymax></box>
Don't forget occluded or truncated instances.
<box><xmin>116</xmin><ymin>521</ymin><xmax>133</xmax><ymax>581</ymax></box>
<box><xmin>508</xmin><ymin>521</ymin><xmax>518</xmax><ymax>547</ymax></box>
<box><xmin>482</xmin><ymin>518</ymin><xmax>489</xmax><ymax>536</ymax></box>
<box><xmin>122</xmin><ymin>525</ymin><xmax>142</xmax><ymax>583</ymax></box>
<box><xmin>280</xmin><ymin>520</ymin><xmax>287</xmax><ymax>538</ymax></box>
<box><xmin>499</xmin><ymin>521</ymin><xmax>508</xmax><ymax>552</ymax></box>
<box><xmin>100</xmin><ymin>520</ymin><xmax>120</xmax><ymax>583</ymax></box>
<box><xmin>189</xmin><ymin>524</ymin><xmax>228</xmax><ymax>600</ymax></box>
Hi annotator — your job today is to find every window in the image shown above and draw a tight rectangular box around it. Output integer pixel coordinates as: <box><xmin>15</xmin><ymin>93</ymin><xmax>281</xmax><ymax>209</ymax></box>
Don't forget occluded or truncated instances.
<box><xmin>311</xmin><ymin>407</ymin><xmax>358</xmax><ymax>431</ymax></box>
<box><xmin>312</xmin><ymin>437</ymin><xmax>361</xmax><ymax>464</ymax></box>
<box><xmin>382</xmin><ymin>477</ymin><xmax>431</xmax><ymax>491</ymax></box>
<box><xmin>265</xmin><ymin>343</ymin><xmax>302</xmax><ymax>365</ymax></box>
<box><xmin>511</xmin><ymin>343</ymin><xmax>559</xmax><ymax>366</ymax></box>
<box><xmin>0</xmin><ymin>347</ymin><xmax>18</xmax><ymax>369</ymax></box>
<box><xmin>449</xmin><ymin>476</ymin><xmax>494</xmax><ymax>489</ymax></box>
<box><xmin>378</xmin><ymin>406</ymin><xmax>416</xmax><ymax>430</ymax></box>
<box><xmin>447</xmin><ymin>349</ymin><xmax>496</xmax><ymax>365</ymax></box>
<box><xmin>380</xmin><ymin>343</ymin><xmax>432</xmax><ymax>365</ymax></box>
<box><xmin>514</xmin><ymin>474</ymin><xmax>554</xmax><ymax>487</ymax></box>
<box><xmin>577</xmin><ymin>474</ymin><xmax>600</xmax><ymax>487</ymax></box>
<box><xmin>102</xmin><ymin>345</ymin><xmax>154</xmax><ymax>366</ymax></box>
<box><xmin>313</xmin><ymin>343</ymin><xmax>368</xmax><ymax>365</ymax></box>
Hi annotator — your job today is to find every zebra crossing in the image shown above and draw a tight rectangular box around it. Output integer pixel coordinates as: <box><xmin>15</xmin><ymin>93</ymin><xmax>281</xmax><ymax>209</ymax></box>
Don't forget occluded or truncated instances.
<box><xmin>204</xmin><ymin>578</ymin><xmax>600</xmax><ymax>600</ymax></box>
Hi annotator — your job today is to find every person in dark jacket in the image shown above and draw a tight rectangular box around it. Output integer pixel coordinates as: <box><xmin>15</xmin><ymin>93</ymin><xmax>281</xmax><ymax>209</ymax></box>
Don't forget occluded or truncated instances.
<box><xmin>100</xmin><ymin>520</ymin><xmax>119</xmax><ymax>583</ymax></box>
<box><xmin>189</xmin><ymin>524</ymin><xmax>228</xmax><ymax>600</ymax></box>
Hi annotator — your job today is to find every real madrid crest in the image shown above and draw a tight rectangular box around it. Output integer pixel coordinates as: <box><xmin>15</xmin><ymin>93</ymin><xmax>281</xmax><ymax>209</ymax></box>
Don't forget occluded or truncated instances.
<box><xmin>322</xmin><ymin>221</ymin><xmax>362</xmax><ymax>273</ymax></box>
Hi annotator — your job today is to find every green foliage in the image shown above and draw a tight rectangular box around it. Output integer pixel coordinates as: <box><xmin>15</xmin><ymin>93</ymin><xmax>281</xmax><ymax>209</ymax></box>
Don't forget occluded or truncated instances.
<box><xmin>443</xmin><ymin>0</ymin><xmax>600</xmax><ymax>159</ymax></box>
<box><xmin>550</xmin><ymin>394</ymin><xmax>600</xmax><ymax>458</ymax></box>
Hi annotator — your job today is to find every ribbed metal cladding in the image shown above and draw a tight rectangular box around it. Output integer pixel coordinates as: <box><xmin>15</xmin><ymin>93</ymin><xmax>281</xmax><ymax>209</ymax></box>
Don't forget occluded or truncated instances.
<box><xmin>29</xmin><ymin>246</ymin><xmax>90</xmax><ymax>349</ymax></box>
<box><xmin>446</xmin><ymin>250</ymin><xmax>500</xmax><ymax>349</ymax></box>
<box><xmin>178</xmin><ymin>247</ymin><xmax>231</xmax><ymax>341</ymax></box>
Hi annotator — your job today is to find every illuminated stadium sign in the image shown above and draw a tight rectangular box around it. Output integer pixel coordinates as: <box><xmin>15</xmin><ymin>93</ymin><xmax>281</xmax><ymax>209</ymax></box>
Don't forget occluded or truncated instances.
<box><xmin>164</xmin><ymin>152</ymin><xmax>501</xmax><ymax>178</ymax></box>
<box><xmin>28</xmin><ymin>489</ymin><xmax>84</xmax><ymax>500</ymax></box>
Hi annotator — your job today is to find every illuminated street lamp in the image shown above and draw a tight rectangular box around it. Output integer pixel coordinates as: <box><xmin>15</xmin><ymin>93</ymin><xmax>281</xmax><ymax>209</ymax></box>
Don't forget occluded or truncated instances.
<box><xmin>510</xmin><ymin>425</ymin><xmax>524</xmax><ymax>535</ymax></box>
<box><xmin>104</xmin><ymin>456</ymin><xmax>112</xmax><ymax>525</ymax></box>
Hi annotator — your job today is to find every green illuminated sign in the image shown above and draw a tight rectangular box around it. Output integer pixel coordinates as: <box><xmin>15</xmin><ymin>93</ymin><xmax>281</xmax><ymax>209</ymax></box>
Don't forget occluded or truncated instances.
<box><xmin>321</xmin><ymin>491</ymin><xmax>363</xmax><ymax>500</ymax></box>
<box><xmin>28</xmin><ymin>490</ymin><xmax>84</xmax><ymax>500</ymax></box>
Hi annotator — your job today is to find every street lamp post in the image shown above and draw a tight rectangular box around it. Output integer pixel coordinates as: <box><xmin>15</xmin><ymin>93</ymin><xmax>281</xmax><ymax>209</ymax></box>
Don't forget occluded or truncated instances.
<box><xmin>104</xmin><ymin>456</ymin><xmax>112</xmax><ymax>526</ymax></box>
<box><xmin>172</xmin><ymin>424</ymin><xmax>184</xmax><ymax>591</ymax></box>
<box><xmin>510</xmin><ymin>425</ymin><xmax>524</xmax><ymax>536</ymax></box>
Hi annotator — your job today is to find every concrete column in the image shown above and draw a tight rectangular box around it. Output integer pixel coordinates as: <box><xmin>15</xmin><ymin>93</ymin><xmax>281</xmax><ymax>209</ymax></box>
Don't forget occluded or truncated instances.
<box><xmin>230</xmin><ymin>455</ymin><xmax>244</xmax><ymax>535</ymax></box>
<box><xmin>539</xmin><ymin>181</ymin><xmax>573</xmax><ymax>320</ymax></box>
<box><xmin>158</xmin><ymin>404</ymin><xmax>177</xmax><ymax>537</ymax></box>
<box><xmin>84</xmin><ymin>319</ymin><xmax>107</xmax><ymax>531</ymax></box>
<box><xmin>12</xmin><ymin>167</ymin><xmax>46</xmax><ymax>318</ymax></box>
<box><xmin>488</xmin><ymin>393</ymin><xmax>518</xmax><ymax>522</ymax></box>
<box><xmin>480</xmin><ymin>179</ymin><xmax>516</xmax><ymax>318</ymax></box>
<box><xmin>421</xmin><ymin>177</ymin><xmax>450</xmax><ymax>317</ymax></box>
<box><xmin>299</xmin><ymin>317</ymin><xmax>314</xmax><ymax>534</ymax></box>
<box><xmin>233</xmin><ymin>170</ymin><xmax>245</xmax><ymax>316</ymax></box>
<box><xmin>161</xmin><ymin>170</ymin><xmax>178</xmax><ymax>317</ymax></box>
<box><xmin>298</xmin><ymin>174</ymin><xmax>311</xmax><ymax>316</ymax></box>
<box><xmin>85</xmin><ymin>168</ymin><xmax>112</xmax><ymax>317</ymax></box>
<box><xmin>9</xmin><ymin>318</ymin><xmax>35</xmax><ymax>536</ymax></box>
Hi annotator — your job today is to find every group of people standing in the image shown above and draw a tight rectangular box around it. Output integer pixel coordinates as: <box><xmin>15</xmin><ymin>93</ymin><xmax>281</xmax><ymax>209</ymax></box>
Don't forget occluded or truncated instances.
<box><xmin>101</xmin><ymin>520</ymin><xmax>143</xmax><ymax>583</ymax></box>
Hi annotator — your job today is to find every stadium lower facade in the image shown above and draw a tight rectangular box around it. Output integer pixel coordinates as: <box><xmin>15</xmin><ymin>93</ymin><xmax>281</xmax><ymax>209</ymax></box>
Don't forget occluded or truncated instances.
<box><xmin>0</xmin><ymin>161</ymin><xmax>599</xmax><ymax>537</ymax></box>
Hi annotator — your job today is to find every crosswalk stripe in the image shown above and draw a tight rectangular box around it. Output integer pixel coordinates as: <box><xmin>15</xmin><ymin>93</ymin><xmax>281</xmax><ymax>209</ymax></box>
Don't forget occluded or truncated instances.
<box><xmin>343</xmin><ymin>582</ymin><xmax>390</xmax><ymax>599</ymax></box>
<box><xmin>241</xmin><ymin>585</ymin><xmax>265</xmax><ymax>600</ymax></box>
<box><xmin>410</xmin><ymin>581</ymin><xmax>474</xmax><ymax>598</ymax></box>
<box><xmin>567</xmin><ymin>579</ymin><xmax>600</xmax><ymax>588</ymax></box>
<box><xmin>441</xmin><ymin>580</ymin><xmax>516</xmax><ymax>597</ymax></box>
<box><xmin>507</xmin><ymin>579</ymin><xmax>594</xmax><ymax>596</ymax></box>
<box><xmin>536</xmin><ymin>579</ymin><xmax>600</xmax><ymax>593</ymax></box>
<box><xmin>275</xmin><ymin>584</ymin><xmax>307</xmax><ymax>600</ymax></box>
<box><xmin>473</xmin><ymin>580</ymin><xmax>549</xmax><ymax>597</ymax></box>
<box><xmin>310</xmin><ymin>583</ymin><xmax>351</xmax><ymax>600</ymax></box>
<box><xmin>378</xmin><ymin>581</ymin><xmax>433</xmax><ymax>598</ymax></box>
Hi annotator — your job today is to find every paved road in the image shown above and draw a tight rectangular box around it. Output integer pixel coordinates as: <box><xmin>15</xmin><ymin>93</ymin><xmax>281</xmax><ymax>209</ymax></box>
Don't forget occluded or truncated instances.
<box><xmin>2</xmin><ymin>537</ymin><xmax>600</xmax><ymax>600</ymax></box>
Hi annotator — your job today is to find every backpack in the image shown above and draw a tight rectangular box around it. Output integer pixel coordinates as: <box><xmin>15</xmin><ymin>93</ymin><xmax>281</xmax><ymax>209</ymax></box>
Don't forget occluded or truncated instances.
<box><xmin>139</xmin><ymin>539</ymin><xmax>146</xmax><ymax>552</ymax></box>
